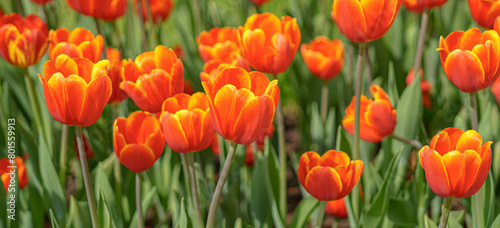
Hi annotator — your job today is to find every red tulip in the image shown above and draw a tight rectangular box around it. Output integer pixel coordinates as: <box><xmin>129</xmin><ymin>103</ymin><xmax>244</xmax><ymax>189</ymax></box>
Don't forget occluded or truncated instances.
<box><xmin>134</xmin><ymin>0</ymin><xmax>174</xmax><ymax>24</ymax></box>
<box><xmin>197</xmin><ymin>27</ymin><xmax>241</xmax><ymax>63</ymax></box>
<box><xmin>66</xmin><ymin>0</ymin><xmax>127</xmax><ymax>21</ymax></box>
<box><xmin>406</xmin><ymin>68</ymin><xmax>432</xmax><ymax>109</ymax></box>
<box><xmin>248</xmin><ymin>0</ymin><xmax>272</xmax><ymax>6</ymax></box>
<box><xmin>49</xmin><ymin>27</ymin><xmax>104</xmax><ymax>63</ymax></box>
<box><xmin>106</xmin><ymin>47</ymin><xmax>128</xmax><ymax>104</ymax></box>
<box><xmin>300</xmin><ymin>36</ymin><xmax>345</xmax><ymax>81</ymax></box>
<box><xmin>31</xmin><ymin>0</ymin><xmax>54</xmax><ymax>5</ymax></box>
<box><xmin>467</xmin><ymin>0</ymin><xmax>500</xmax><ymax>29</ymax></box>
<box><xmin>0</xmin><ymin>157</ymin><xmax>28</xmax><ymax>193</ymax></box>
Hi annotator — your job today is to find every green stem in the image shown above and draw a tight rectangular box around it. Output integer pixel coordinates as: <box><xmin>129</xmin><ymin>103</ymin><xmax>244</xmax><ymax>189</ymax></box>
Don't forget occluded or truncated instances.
<box><xmin>274</xmin><ymin>74</ymin><xmax>287</xmax><ymax>223</ymax></box>
<box><xmin>59</xmin><ymin>124</ymin><xmax>69</xmax><ymax>188</ymax></box>
<box><xmin>94</xmin><ymin>18</ymin><xmax>109</xmax><ymax>60</ymax></box>
<box><xmin>24</xmin><ymin>69</ymin><xmax>43</xmax><ymax>135</ymax></box>
<box><xmin>438</xmin><ymin>197</ymin><xmax>453</xmax><ymax>228</ymax></box>
<box><xmin>187</xmin><ymin>153</ymin><xmax>204</xmax><ymax>228</ymax></box>
<box><xmin>136</xmin><ymin>173</ymin><xmax>144</xmax><ymax>228</ymax></box>
<box><xmin>470</xmin><ymin>92</ymin><xmax>478</xmax><ymax>131</ymax></box>
<box><xmin>180</xmin><ymin>154</ymin><xmax>194</xmax><ymax>216</ymax></box>
<box><xmin>206</xmin><ymin>142</ymin><xmax>239</xmax><ymax>228</ymax></box>
<box><xmin>413</xmin><ymin>10</ymin><xmax>429</xmax><ymax>81</ymax></box>
<box><xmin>137</xmin><ymin>0</ymin><xmax>149</xmax><ymax>51</ymax></box>
<box><xmin>320</xmin><ymin>81</ymin><xmax>329</xmax><ymax>123</ymax></box>
<box><xmin>315</xmin><ymin>201</ymin><xmax>327</xmax><ymax>228</ymax></box>
<box><xmin>392</xmin><ymin>133</ymin><xmax>422</xmax><ymax>150</ymax></box>
<box><xmin>470</xmin><ymin>92</ymin><xmax>484</xmax><ymax>228</ymax></box>
<box><xmin>75</xmin><ymin>126</ymin><xmax>98</xmax><ymax>228</ymax></box>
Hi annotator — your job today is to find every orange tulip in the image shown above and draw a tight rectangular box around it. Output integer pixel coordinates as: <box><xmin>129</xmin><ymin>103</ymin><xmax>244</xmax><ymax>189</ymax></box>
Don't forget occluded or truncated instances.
<box><xmin>184</xmin><ymin>80</ymin><xmax>195</xmax><ymax>95</ymax></box>
<box><xmin>437</xmin><ymin>28</ymin><xmax>500</xmax><ymax>93</ymax></box>
<box><xmin>113</xmin><ymin>111</ymin><xmax>165</xmax><ymax>173</ymax></box>
<box><xmin>66</xmin><ymin>0</ymin><xmax>127</xmax><ymax>21</ymax></box>
<box><xmin>403</xmin><ymin>0</ymin><xmax>425</xmax><ymax>13</ymax></box>
<box><xmin>49</xmin><ymin>27</ymin><xmax>104</xmax><ymax>63</ymax></box>
<box><xmin>160</xmin><ymin>93</ymin><xmax>214</xmax><ymax>153</ymax></box>
<box><xmin>0</xmin><ymin>13</ymin><xmax>48</xmax><ymax>68</ymax></box>
<box><xmin>202</xmin><ymin>67</ymin><xmax>280</xmax><ymax>145</ymax></box>
<box><xmin>491</xmin><ymin>76</ymin><xmax>500</xmax><ymax>106</ymax></box>
<box><xmin>134</xmin><ymin>0</ymin><xmax>174</xmax><ymax>24</ymax></box>
<box><xmin>297</xmin><ymin>150</ymin><xmax>363</xmax><ymax>201</ymax></box>
<box><xmin>248</xmin><ymin>0</ymin><xmax>272</xmax><ymax>6</ymax></box>
<box><xmin>238</xmin><ymin>13</ymin><xmax>301</xmax><ymax>75</ymax></box>
<box><xmin>300</xmin><ymin>36</ymin><xmax>345</xmax><ymax>81</ymax></box>
<box><xmin>106</xmin><ymin>47</ymin><xmax>128</xmax><ymax>104</ymax></box>
<box><xmin>419</xmin><ymin>128</ymin><xmax>492</xmax><ymax>198</ymax></box>
<box><xmin>325</xmin><ymin>198</ymin><xmax>348</xmax><ymax>218</ymax></box>
<box><xmin>38</xmin><ymin>54</ymin><xmax>112</xmax><ymax>127</ymax></box>
<box><xmin>197</xmin><ymin>27</ymin><xmax>241</xmax><ymax>63</ymax></box>
<box><xmin>0</xmin><ymin>157</ymin><xmax>28</xmax><ymax>193</ymax></box>
<box><xmin>467</xmin><ymin>0</ymin><xmax>500</xmax><ymax>29</ymax></box>
<box><xmin>256</xmin><ymin>121</ymin><xmax>274</xmax><ymax>149</ymax></box>
<box><xmin>332</xmin><ymin>0</ymin><xmax>401</xmax><ymax>43</ymax></box>
<box><xmin>245</xmin><ymin>146</ymin><xmax>255</xmax><ymax>166</ymax></box>
<box><xmin>31</xmin><ymin>0</ymin><xmax>54</xmax><ymax>5</ymax></box>
<box><xmin>210</xmin><ymin>134</ymin><xmax>220</xmax><ymax>156</ymax></box>
<box><xmin>342</xmin><ymin>85</ymin><xmax>396</xmax><ymax>142</ymax></box>
<box><xmin>0</xmin><ymin>8</ymin><xmax>4</xmax><ymax>17</ymax></box>
<box><xmin>121</xmin><ymin>45</ymin><xmax>184</xmax><ymax>113</ymax></box>
<box><xmin>406</xmin><ymin>68</ymin><xmax>432</xmax><ymax>109</ymax></box>
<box><xmin>200</xmin><ymin>58</ymin><xmax>251</xmax><ymax>83</ymax></box>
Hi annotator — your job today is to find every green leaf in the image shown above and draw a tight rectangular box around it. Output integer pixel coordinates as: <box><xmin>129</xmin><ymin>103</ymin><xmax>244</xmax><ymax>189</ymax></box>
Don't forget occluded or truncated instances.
<box><xmin>324</xmin><ymin>107</ymin><xmax>336</xmax><ymax>149</ymax></box>
<box><xmin>424</xmin><ymin>214</ymin><xmax>438</xmax><ymax>228</ymax></box>
<box><xmin>288</xmin><ymin>197</ymin><xmax>320</xmax><ymax>228</ymax></box>
<box><xmin>175</xmin><ymin>198</ymin><xmax>188</xmax><ymax>228</ymax></box>
<box><xmin>310</xmin><ymin>102</ymin><xmax>324</xmax><ymax>151</ymax></box>
<box><xmin>388</xmin><ymin>198</ymin><xmax>416</xmax><ymax>225</ymax></box>
<box><xmin>49</xmin><ymin>209</ymin><xmax>61</xmax><ymax>228</ymax></box>
<box><xmin>0</xmin><ymin>177</ymin><xmax>5</xmax><ymax>228</ymax></box>
<box><xmin>387</xmin><ymin>61</ymin><xmax>399</xmax><ymax>106</ymax></box>
<box><xmin>251</xmin><ymin>152</ymin><xmax>270</xmax><ymax>226</ymax></box>
<box><xmin>129</xmin><ymin>187</ymin><xmax>158</xmax><ymax>227</ymax></box>
<box><xmin>95</xmin><ymin>163</ymin><xmax>122</xmax><ymax>227</ymax></box>
<box><xmin>66</xmin><ymin>196</ymin><xmax>91</xmax><ymax>228</ymax></box>
<box><xmin>97</xmin><ymin>189</ymin><xmax>112</xmax><ymax>228</ymax></box>
<box><xmin>490</xmin><ymin>212</ymin><xmax>500</xmax><ymax>228</ymax></box>
<box><xmin>448</xmin><ymin>210</ymin><xmax>464</xmax><ymax>228</ymax></box>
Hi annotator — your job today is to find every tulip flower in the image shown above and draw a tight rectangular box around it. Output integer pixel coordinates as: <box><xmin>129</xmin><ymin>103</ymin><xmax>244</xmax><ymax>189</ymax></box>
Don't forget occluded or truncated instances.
<box><xmin>200</xmin><ymin>58</ymin><xmax>251</xmax><ymax>83</ymax></box>
<box><xmin>38</xmin><ymin>54</ymin><xmax>112</xmax><ymax>127</ymax></box>
<box><xmin>106</xmin><ymin>47</ymin><xmax>128</xmax><ymax>104</ymax></box>
<box><xmin>467</xmin><ymin>0</ymin><xmax>500</xmax><ymax>29</ymax></box>
<box><xmin>332</xmin><ymin>0</ymin><xmax>402</xmax><ymax>43</ymax></box>
<box><xmin>113</xmin><ymin>111</ymin><xmax>165</xmax><ymax>173</ymax></box>
<box><xmin>210</xmin><ymin>135</ymin><xmax>220</xmax><ymax>156</ymax></box>
<box><xmin>197</xmin><ymin>27</ymin><xmax>241</xmax><ymax>63</ymax></box>
<box><xmin>342</xmin><ymin>85</ymin><xmax>397</xmax><ymax>143</ymax></box>
<box><xmin>300</xmin><ymin>36</ymin><xmax>345</xmax><ymax>81</ymax></box>
<box><xmin>437</xmin><ymin>28</ymin><xmax>500</xmax><ymax>93</ymax></box>
<box><xmin>325</xmin><ymin>198</ymin><xmax>348</xmax><ymax>218</ymax></box>
<box><xmin>404</xmin><ymin>0</ymin><xmax>448</xmax><ymax>10</ymax></box>
<box><xmin>249</xmin><ymin>0</ymin><xmax>272</xmax><ymax>6</ymax></box>
<box><xmin>160</xmin><ymin>92</ymin><xmax>214</xmax><ymax>153</ymax></box>
<box><xmin>73</xmin><ymin>131</ymin><xmax>94</xmax><ymax>160</ymax></box>
<box><xmin>406</xmin><ymin>68</ymin><xmax>432</xmax><ymax>109</ymax></box>
<box><xmin>0</xmin><ymin>8</ymin><xmax>4</xmax><ymax>17</ymax></box>
<box><xmin>238</xmin><ymin>13</ymin><xmax>301</xmax><ymax>75</ymax></box>
<box><xmin>492</xmin><ymin>77</ymin><xmax>500</xmax><ymax>106</ymax></box>
<box><xmin>121</xmin><ymin>45</ymin><xmax>184</xmax><ymax>113</ymax></box>
<box><xmin>134</xmin><ymin>0</ymin><xmax>174</xmax><ymax>24</ymax></box>
<box><xmin>297</xmin><ymin>150</ymin><xmax>363</xmax><ymax>201</ymax></box>
<box><xmin>202</xmin><ymin>67</ymin><xmax>280</xmax><ymax>145</ymax></box>
<box><xmin>403</xmin><ymin>0</ymin><xmax>425</xmax><ymax>13</ymax></box>
<box><xmin>419</xmin><ymin>128</ymin><xmax>492</xmax><ymax>198</ymax></box>
<box><xmin>184</xmin><ymin>80</ymin><xmax>195</xmax><ymax>95</ymax></box>
<box><xmin>48</xmin><ymin>27</ymin><xmax>104</xmax><ymax>63</ymax></box>
<box><xmin>245</xmin><ymin>146</ymin><xmax>255</xmax><ymax>167</ymax></box>
<box><xmin>66</xmin><ymin>0</ymin><xmax>127</xmax><ymax>21</ymax></box>
<box><xmin>31</xmin><ymin>0</ymin><xmax>54</xmax><ymax>5</ymax></box>
<box><xmin>0</xmin><ymin>157</ymin><xmax>28</xmax><ymax>193</ymax></box>
<box><xmin>0</xmin><ymin>13</ymin><xmax>49</xmax><ymax>68</ymax></box>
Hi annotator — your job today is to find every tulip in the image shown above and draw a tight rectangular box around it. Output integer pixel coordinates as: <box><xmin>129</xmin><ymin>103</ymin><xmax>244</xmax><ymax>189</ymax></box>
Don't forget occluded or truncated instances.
<box><xmin>0</xmin><ymin>157</ymin><xmax>28</xmax><ymax>193</ymax></box>
<box><xmin>106</xmin><ymin>47</ymin><xmax>128</xmax><ymax>104</ymax></box>
<box><xmin>66</xmin><ymin>0</ymin><xmax>127</xmax><ymax>21</ymax></box>
<box><xmin>492</xmin><ymin>77</ymin><xmax>500</xmax><ymax>106</ymax></box>
<box><xmin>332</xmin><ymin>0</ymin><xmax>401</xmax><ymax>43</ymax></box>
<box><xmin>48</xmin><ymin>27</ymin><xmax>104</xmax><ymax>63</ymax></box>
<box><xmin>0</xmin><ymin>8</ymin><xmax>4</xmax><ymax>17</ymax></box>
<box><xmin>419</xmin><ymin>128</ymin><xmax>492</xmax><ymax>198</ymax></box>
<box><xmin>245</xmin><ymin>146</ymin><xmax>255</xmax><ymax>167</ymax></box>
<box><xmin>73</xmin><ymin>131</ymin><xmax>94</xmax><ymax>160</ymax></box>
<box><xmin>202</xmin><ymin>67</ymin><xmax>280</xmax><ymax>145</ymax></box>
<box><xmin>197</xmin><ymin>27</ymin><xmax>241</xmax><ymax>63</ymax></box>
<box><xmin>38</xmin><ymin>54</ymin><xmax>112</xmax><ymax>127</ymax></box>
<box><xmin>437</xmin><ymin>28</ymin><xmax>500</xmax><ymax>93</ymax></box>
<box><xmin>121</xmin><ymin>45</ymin><xmax>184</xmax><ymax>113</ymax></box>
<box><xmin>210</xmin><ymin>134</ymin><xmax>220</xmax><ymax>156</ymax></box>
<box><xmin>325</xmin><ymin>198</ymin><xmax>348</xmax><ymax>218</ymax></box>
<box><xmin>342</xmin><ymin>85</ymin><xmax>397</xmax><ymax>142</ymax></box>
<box><xmin>297</xmin><ymin>150</ymin><xmax>363</xmax><ymax>201</ymax></box>
<box><xmin>113</xmin><ymin>111</ymin><xmax>165</xmax><ymax>173</ymax></box>
<box><xmin>31</xmin><ymin>0</ymin><xmax>54</xmax><ymax>5</ymax></box>
<box><xmin>467</xmin><ymin>0</ymin><xmax>500</xmax><ymax>29</ymax></box>
<box><xmin>248</xmin><ymin>0</ymin><xmax>272</xmax><ymax>6</ymax></box>
<box><xmin>300</xmin><ymin>36</ymin><xmax>345</xmax><ymax>81</ymax></box>
<box><xmin>134</xmin><ymin>0</ymin><xmax>174</xmax><ymax>24</ymax></box>
<box><xmin>238</xmin><ymin>13</ymin><xmax>301</xmax><ymax>75</ymax></box>
<box><xmin>184</xmin><ymin>80</ymin><xmax>195</xmax><ymax>95</ymax></box>
<box><xmin>200</xmin><ymin>58</ymin><xmax>251</xmax><ymax>83</ymax></box>
<box><xmin>160</xmin><ymin>93</ymin><xmax>214</xmax><ymax>153</ymax></box>
<box><xmin>256</xmin><ymin>122</ymin><xmax>274</xmax><ymax>149</ymax></box>
<box><xmin>406</xmin><ymin>68</ymin><xmax>432</xmax><ymax>109</ymax></box>
<box><xmin>403</xmin><ymin>0</ymin><xmax>425</xmax><ymax>13</ymax></box>
<box><xmin>0</xmin><ymin>13</ymin><xmax>48</xmax><ymax>68</ymax></box>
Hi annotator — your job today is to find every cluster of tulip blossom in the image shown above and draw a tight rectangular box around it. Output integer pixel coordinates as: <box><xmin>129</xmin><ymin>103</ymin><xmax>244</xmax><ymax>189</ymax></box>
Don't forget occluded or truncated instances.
<box><xmin>0</xmin><ymin>0</ymin><xmax>499</xmax><ymax>226</ymax></box>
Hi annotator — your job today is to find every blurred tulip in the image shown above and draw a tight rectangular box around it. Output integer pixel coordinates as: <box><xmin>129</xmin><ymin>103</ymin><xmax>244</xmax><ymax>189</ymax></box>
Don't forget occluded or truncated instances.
<box><xmin>121</xmin><ymin>45</ymin><xmax>184</xmax><ymax>113</ymax></box>
<box><xmin>342</xmin><ymin>85</ymin><xmax>396</xmax><ymax>142</ymax></box>
<box><xmin>210</xmin><ymin>134</ymin><xmax>220</xmax><ymax>156</ymax></box>
<box><xmin>134</xmin><ymin>0</ymin><xmax>174</xmax><ymax>24</ymax></box>
<box><xmin>49</xmin><ymin>27</ymin><xmax>104</xmax><ymax>63</ymax></box>
<box><xmin>160</xmin><ymin>93</ymin><xmax>214</xmax><ymax>153</ymax></box>
<box><xmin>200</xmin><ymin>58</ymin><xmax>251</xmax><ymax>83</ymax></box>
<box><xmin>297</xmin><ymin>150</ymin><xmax>363</xmax><ymax>201</ymax></box>
<box><xmin>173</xmin><ymin>44</ymin><xmax>184</xmax><ymax>59</ymax></box>
<box><xmin>66</xmin><ymin>0</ymin><xmax>127</xmax><ymax>21</ymax></box>
<box><xmin>325</xmin><ymin>198</ymin><xmax>348</xmax><ymax>218</ymax></box>
<box><xmin>0</xmin><ymin>157</ymin><xmax>28</xmax><ymax>193</ymax></box>
<box><xmin>437</xmin><ymin>28</ymin><xmax>500</xmax><ymax>93</ymax></box>
<box><xmin>406</xmin><ymin>68</ymin><xmax>432</xmax><ymax>109</ymax></box>
<box><xmin>73</xmin><ymin>131</ymin><xmax>94</xmax><ymax>160</ymax></box>
<box><xmin>467</xmin><ymin>0</ymin><xmax>500</xmax><ymax>29</ymax></box>
<box><xmin>197</xmin><ymin>27</ymin><xmax>241</xmax><ymax>63</ymax></box>
<box><xmin>248</xmin><ymin>0</ymin><xmax>272</xmax><ymax>6</ymax></box>
<box><xmin>184</xmin><ymin>80</ymin><xmax>195</xmax><ymax>95</ymax></box>
<box><xmin>332</xmin><ymin>0</ymin><xmax>401</xmax><ymax>43</ymax></box>
<box><xmin>31</xmin><ymin>0</ymin><xmax>54</xmax><ymax>5</ymax></box>
<box><xmin>38</xmin><ymin>54</ymin><xmax>112</xmax><ymax>126</ymax></box>
<box><xmin>0</xmin><ymin>8</ymin><xmax>4</xmax><ymax>17</ymax></box>
<box><xmin>202</xmin><ymin>67</ymin><xmax>280</xmax><ymax>145</ymax></box>
<box><xmin>113</xmin><ymin>111</ymin><xmax>165</xmax><ymax>173</ymax></box>
<box><xmin>491</xmin><ymin>76</ymin><xmax>500</xmax><ymax>105</ymax></box>
<box><xmin>419</xmin><ymin>128</ymin><xmax>492</xmax><ymax>198</ymax></box>
<box><xmin>245</xmin><ymin>146</ymin><xmax>255</xmax><ymax>166</ymax></box>
<box><xmin>256</xmin><ymin>121</ymin><xmax>274</xmax><ymax>149</ymax></box>
<box><xmin>300</xmin><ymin>36</ymin><xmax>345</xmax><ymax>81</ymax></box>
<box><xmin>238</xmin><ymin>13</ymin><xmax>301</xmax><ymax>75</ymax></box>
<box><xmin>0</xmin><ymin>13</ymin><xmax>48</xmax><ymax>68</ymax></box>
<box><xmin>106</xmin><ymin>47</ymin><xmax>128</xmax><ymax>104</ymax></box>
<box><xmin>403</xmin><ymin>0</ymin><xmax>425</xmax><ymax>13</ymax></box>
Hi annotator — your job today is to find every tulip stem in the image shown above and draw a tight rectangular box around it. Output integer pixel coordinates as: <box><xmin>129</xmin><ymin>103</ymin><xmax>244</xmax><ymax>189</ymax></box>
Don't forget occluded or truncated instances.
<box><xmin>274</xmin><ymin>74</ymin><xmax>288</xmax><ymax>223</ymax></box>
<box><xmin>321</xmin><ymin>81</ymin><xmax>329</xmax><ymax>123</ymax></box>
<box><xmin>180</xmin><ymin>154</ymin><xmax>194</xmax><ymax>217</ymax></box>
<box><xmin>59</xmin><ymin>124</ymin><xmax>69</xmax><ymax>188</ymax></box>
<box><xmin>413</xmin><ymin>10</ymin><xmax>429</xmax><ymax>79</ymax></box>
<box><xmin>470</xmin><ymin>91</ymin><xmax>484</xmax><ymax>228</ymax></box>
<box><xmin>315</xmin><ymin>201</ymin><xmax>327</xmax><ymax>228</ymax></box>
<box><xmin>187</xmin><ymin>153</ymin><xmax>204</xmax><ymax>228</ymax></box>
<box><xmin>75</xmin><ymin>126</ymin><xmax>98</xmax><ymax>228</ymax></box>
<box><xmin>136</xmin><ymin>173</ymin><xmax>144</xmax><ymax>228</ymax></box>
<box><xmin>207</xmin><ymin>142</ymin><xmax>239</xmax><ymax>228</ymax></box>
<box><xmin>470</xmin><ymin>92</ymin><xmax>478</xmax><ymax>131</ymax></box>
<box><xmin>94</xmin><ymin>18</ymin><xmax>109</xmax><ymax>60</ymax></box>
<box><xmin>438</xmin><ymin>197</ymin><xmax>453</xmax><ymax>228</ymax></box>
<box><xmin>112</xmin><ymin>105</ymin><xmax>122</xmax><ymax>214</ymax></box>
<box><xmin>392</xmin><ymin>133</ymin><xmax>422</xmax><ymax>150</ymax></box>
<box><xmin>24</xmin><ymin>69</ymin><xmax>43</xmax><ymax>138</ymax></box>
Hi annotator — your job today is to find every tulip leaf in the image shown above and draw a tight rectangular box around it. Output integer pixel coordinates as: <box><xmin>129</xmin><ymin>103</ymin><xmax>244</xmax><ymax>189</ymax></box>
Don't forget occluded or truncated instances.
<box><xmin>484</xmin><ymin>172</ymin><xmax>495</xmax><ymax>227</ymax></box>
<box><xmin>387</xmin><ymin>61</ymin><xmax>399</xmax><ymax>106</ymax></box>
<box><xmin>361</xmin><ymin>147</ymin><xmax>403</xmax><ymax>227</ymax></box>
<box><xmin>95</xmin><ymin>164</ymin><xmax>122</xmax><ymax>227</ymax></box>
<box><xmin>448</xmin><ymin>210</ymin><xmax>464</xmax><ymax>228</ymax></box>
<box><xmin>97</xmin><ymin>189</ymin><xmax>112</xmax><ymax>228</ymax></box>
<box><xmin>324</xmin><ymin>107</ymin><xmax>336</xmax><ymax>150</ymax></box>
<box><xmin>424</xmin><ymin>214</ymin><xmax>438</xmax><ymax>228</ymax></box>
<box><xmin>129</xmin><ymin>187</ymin><xmax>157</xmax><ymax>228</ymax></box>
<box><xmin>175</xmin><ymin>197</ymin><xmax>188</xmax><ymax>228</ymax></box>
<box><xmin>66</xmin><ymin>196</ymin><xmax>91</xmax><ymax>228</ymax></box>
<box><xmin>49</xmin><ymin>209</ymin><xmax>60</xmax><ymax>228</ymax></box>
<box><xmin>310</xmin><ymin>102</ymin><xmax>324</xmax><ymax>152</ymax></box>
<box><xmin>490</xmin><ymin>212</ymin><xmax>500</xmax><ymax>228</ymax></box>
<box><xmin>344</xmin><ymin>194</ymin><xmax>358</xmax><ymax>228</ymax></box>
<box><xmin>288</xmin><ymin>197</ymin><xmax>319</xmax><ymax>228</ymax></box>
<box><xmin>388</xmin><ymin>198</ymin><xmax>416</xmax><ymax>225</ymax></box>
<box><xmin>251</xmin><ymin>152</ymin><xmax>270</xmax><ymax>226</ymax></box>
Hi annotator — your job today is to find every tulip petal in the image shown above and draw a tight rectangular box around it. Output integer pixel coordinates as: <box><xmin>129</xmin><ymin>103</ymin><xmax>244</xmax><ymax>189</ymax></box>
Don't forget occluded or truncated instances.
<box><xmin>460</xmin><ymin>150</ymin><xmax>481</xmax><ymax>197</ymax></box>
<box><xmin>365</xmin><ymin>100</ymin><xmax>396</xmax><ymax>138</ymax></box>
<box><xmin>249</xmin><ymin>71</ymin><xmax>271</xmax><ymax>96</ymax></box>
<box><xmin>463</xmin><ymin>148</ymin><xmax>492</xmax><ymax>198</ymax></box>
<box><xmin>298</xmin><ymin>151</ymin><xmax>321</xmax><ymax>185</ymax></box>
<box><xmin>320</xmin><ymin>150</ymin><xmax>351</xmax><ymax>168</ymax></box>
<box><xmin>304</xmin><ymin>166</ymin><xmax>343</xmax><ymax>201</ymax></box>
<box><xmin>64</xmin><ymin>75</ymin><xmax>87</xmax><ymax>125</ymax></box>
<box><xmin>335</xmin><ymin>160</ymin><xmax>363</xmax><ymax>199</ymax></box>
<box><xmin>79</xmin><ymin>76</ymin><xmax>111</xmax><ymax>126</ymax></box>
<box><xmin>145</xmin><ymin>131</ymin><xmax>165</xmax><ymax>159</ymax></box>
<box><xmin>444</xmin><ymin>49</ymin><xmax>485</xmax><ymax>93</ymax></box>
<box><xmin>161</xmin><ymin>112</ymin><xmax>190</xmax><ymax>153</ymax></box>
<box><xmin>456</xmin><ymin>130</ymin><xmax>482</xmax><ymax>153</ymax></box>
<box><xmin>333</xmin><ymin>0</ymin><xmax>367</xmax><ymax>43</ymax></box>
<box><xmin>419</xmin><ymin>147</ymin><xmax>451</xmax><ymax>197</ymax></box>
<box><xmin>113</xmin><ymin>117</ymin><xmax>127</xmax><ymax>157</ymax></box>
<box><xmin>118</xmin><ymin>144</ymin><xmax>156</xmax><ymax>173</ymax></box>
<box><xmin>442</xmin><ymin>151</ymin><xmax>465</xmax><ymax>197</ymax></box>
<box><xmin>232</xmin><ymin>95</ymin><xmax>274</xmax><ymax>145</ymax></box>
